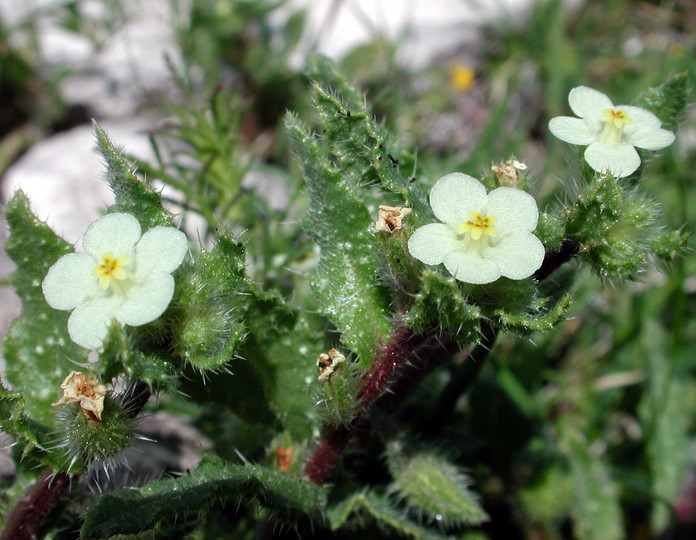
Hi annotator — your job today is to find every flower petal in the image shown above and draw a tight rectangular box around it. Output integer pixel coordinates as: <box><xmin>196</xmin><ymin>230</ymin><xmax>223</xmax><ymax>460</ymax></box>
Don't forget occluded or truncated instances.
<box><xmin>83</xmin><ymin>213</ymin><xmax>141</xmax><ymax>258</ymax></box>
<box><xmin>485</xmin><ymin>187</ymin><xmax>539</xmax><ymax>235</ymax></box>
<box><xmin>627</xmin><ymin>126</ymin><xmax>675</xmax><ymax>150</ymax></box>
<box><xmin>42</xmin><ymin>253</ymin><xmax>102</xmax><ymax>310</ymax></box>
<box><xmin>443</xmin><ymin>250</ymin><xmax>501</xmax><ymax>284</ymax></box>
<box><xmin>67</xmin><ymin>297</ymin><xmax>121</xmax><ymax>349</ymax></box>
<box><xmin>408</xmin><ymin>223</ymin><xmax>460</xmax><ymax>265</ymax></box>
<box><xmin>568</xmin><ymin>86</ymin><xmax>613</xmax><ymax>119</ymax></box>
<box><xmin>548</xmin><ymin>116</ymin><xmax>595</xmax><ymax>145</ymax></box>
<box><xmin>486</xmin><ymin>233</ymin><xmax>545</xmax><ymax>280</ymax></box>
<box><xmin>620</xmin><ymin>106</ymin><xmax>661</xmax><ymax>129</ymax></box>
<box><xmin>114</xmin><ymin>272</ymin><xmax>175</xmax><ymax>326</ymax></box>
<box><xmin>584</xmin><ymin>142</ymin><xmax>640</xmax><ymax>177</ymax></box>
<box><xmin>429</xmin><ymin>173</ymin><xmax>487</xmax><ymax>225</ymax></box>
<box><xmin>133</xmin><ymin>226</ymin><xmax>188</xmax><ymax>279</ymax></box>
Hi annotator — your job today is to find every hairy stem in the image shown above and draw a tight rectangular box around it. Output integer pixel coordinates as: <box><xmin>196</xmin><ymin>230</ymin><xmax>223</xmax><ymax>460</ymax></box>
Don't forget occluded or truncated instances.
<box><xmin>304</xmin><ymin>239</ymin><xmax>578</xmax><ymax>485</ymax></box>
<box><xmin>533</xmin><ymin>238</ymin><xmax>580</xmax><ymax>281</ymax></box>
<box><xmin>304</xmin><ymin>326</ymin><xmax>426</xmax><ymax>484</ymax></box>
<box><xmin>0</xmin><ymin>469</ymin><xmax>70</xmax><ymax>540</ymax></box>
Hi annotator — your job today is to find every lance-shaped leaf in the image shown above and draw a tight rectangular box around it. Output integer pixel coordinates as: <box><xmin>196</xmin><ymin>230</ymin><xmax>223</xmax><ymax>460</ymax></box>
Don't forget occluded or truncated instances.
<box><xmin>567</xmin><ymin>437</ymin><xmax>624</xmax><ymax>540</ymax></box>
<box><xmin>494</xmin><ymin>292</ymin><xmax>571</xmax><ymax>334</ymax></box>
<box><xmin>638</xmin><ymin>319</ymin><xmax>691</xmax><ymax>532</ymax></box>
<box><xmin>308</xmin><ymin>55</ymin><xmax>408</xmax><ymax>195</ymax></box>
<box><xmin>386</xmin><ymin>447</ymin><xmax>489</xmax><ymax>527</ymax></box>
<box><xmin>329</xmin><ymin>491</ymin><xmax>446</xmax><ymax>540</ymax></box>
<box><xmin>81</xmin><ymin>456</ymin><xmax>326</xmax><ymax>539</ymax></box>
<box><xmin>93</xmin><ymin>122</ymin><xmax>172</xmax><ymax>229</ymax></box>
<box><xmin>286</xmin><ymin>115</ymin><xmax>392</xmax><ymax>364</ymax></box>
<box><xmin>241</xmin><ymin>288</ymin><xmax>323</xmax><ymax>439</ymax></box>
<box><xmin>3</xmin><ymin>191</ymin><xmax>86</xmax><ymax>426</ymax></box>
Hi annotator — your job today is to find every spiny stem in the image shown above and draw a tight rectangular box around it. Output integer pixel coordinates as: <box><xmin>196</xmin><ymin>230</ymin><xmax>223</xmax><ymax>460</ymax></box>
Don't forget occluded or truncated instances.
<box><xmin>304</xmin><ymin>326</ymin><xmax>426</xmax><ymax>484</ymax></box>
<box><xmin>533</xmin><ymin>238</ymin><xmax>580</xmax><ymax>281</ymax></box>
<box><xmin>304</xmin><ymin>239</ymin><xmax>578</xmax><ymax>485</ymax></box>
<box><xmin>0</xmin><ymin>469</ymin><xmax>70</xmax><ymax>540</ymax></box>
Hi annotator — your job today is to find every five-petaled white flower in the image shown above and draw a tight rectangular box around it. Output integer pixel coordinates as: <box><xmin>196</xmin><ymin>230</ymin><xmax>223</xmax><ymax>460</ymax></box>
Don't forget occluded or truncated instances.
<box><xmin>407</xmin><ymin>173</ymin><xmax>545</xmax><ymax>284</ymax></box>
<box><xmin>42</xmin><ymin>213</ymin><xmax>187</xmax><ymax>350</ymax></box>
<box><xmin>549</xmin><ymin>86</ymin><xmax>675</xmax><ymax>178</ymax></box>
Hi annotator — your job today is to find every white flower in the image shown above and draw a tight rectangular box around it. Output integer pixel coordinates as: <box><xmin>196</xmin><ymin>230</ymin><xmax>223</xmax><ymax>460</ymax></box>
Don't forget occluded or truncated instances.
<box><xmin>549</xmin><ymin>86</ymin><xmax>675</xmax><ymax>178</ymax></box>
<box><xmin>42</xmin><ymin>213</ymin><xmax>188</xmax><ymax>350</ymax></box>
<box><xmin>407</xmin><ymin>173</ymin><xmax>545</xmax><ymax>284</ymax></box>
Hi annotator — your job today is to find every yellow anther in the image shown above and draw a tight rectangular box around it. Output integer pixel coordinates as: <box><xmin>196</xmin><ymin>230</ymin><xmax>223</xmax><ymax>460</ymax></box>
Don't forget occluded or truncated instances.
<box><xmin>600</xmin><ymin>108</ymin><xmax>633</xmax><ymax>146</ymax></box>
<box><xmin>92</xmin><ymin>252</ymin><xmax>130</xmax><ymax>289</ymax></box>
<box><xmin>456</xmin><ymin>211</ymin><xmax>497</xmax><ymax>240</ymax></box>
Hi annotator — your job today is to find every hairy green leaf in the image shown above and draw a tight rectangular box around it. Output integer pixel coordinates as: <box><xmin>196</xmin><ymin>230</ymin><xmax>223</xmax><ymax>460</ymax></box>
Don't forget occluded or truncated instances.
<box><xmin>329</xmin><ymin>491</ymin><xmax>446</xmax><ymax>540</ymax></box>
<box><xmin>636</xmin><ymin>72</ymin><xmax>689</xmax><ymax>132</ymax></box>
<box><xmin>93</xmin><ymin>123</ymin><xmax>172</xmax><ymax>230</ymax></box>
<box><xmin>242</xmin><ymin>288</ymin><xmax>322</xmax><ymax>439</ymax></box>
<box><xmin>3</xmin><ymin>191</ymin><xmax>86</xmax><ymax>425</ymax></box>
<box><xmin>172</xmin><ymin>231</ymin><xmax>248</xmax><ymax>371</ymax></box>
<box><xmin>386</xmin><ymin>448</ymin><xmax>489</xmax><ymax>527</ymax></box>
<box><xmin>567</xmin><ymin>437</ymin><xmax>624</xmax><ymax>540</ymax></box>
<box><xmin>81</xmin><ymin>456</ymin><xmax>326</xmax><ymax>539</ymax></box>
<box><xmin>286</xmin><ymin>115</ymin><xmax>392</xmax><ymax>364</ymax></box>
<box><xmin>638</xmin><ymin>319</ymin><xmax>690</xmax><ymax>532</ymax></box>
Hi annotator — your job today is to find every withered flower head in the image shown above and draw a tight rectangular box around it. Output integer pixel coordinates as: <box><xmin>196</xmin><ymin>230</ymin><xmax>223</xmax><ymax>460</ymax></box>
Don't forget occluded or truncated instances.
<box><xmin>52</xmin><ymin>371</ymin><xmax>107</xmax><ymax>422</ymax></box>
<box><xmin>375</xmin><ymin>205</ymin><xmax>412</xmax><ymax>235</ymax></box>
<box><xmin>316</xmin><ymin>349</ymin><xmax>346</xmax><ymax>381</ymax></box>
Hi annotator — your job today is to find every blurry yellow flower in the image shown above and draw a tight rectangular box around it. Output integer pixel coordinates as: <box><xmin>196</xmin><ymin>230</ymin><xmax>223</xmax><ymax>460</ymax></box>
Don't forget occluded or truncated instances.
<box><xmin>450</xmin><ymin>63</ymin><xmax>475</xmax><ymax>93</ymax></box>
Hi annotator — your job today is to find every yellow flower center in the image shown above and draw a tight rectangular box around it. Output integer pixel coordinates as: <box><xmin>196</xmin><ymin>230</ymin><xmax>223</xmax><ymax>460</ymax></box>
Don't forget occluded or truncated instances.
<box><xmin>92</xmin><ymin>252</ymin><xmax>130</xmax><ymax>290</ymax></box>
<box><xmin>456</xmin><ymin>211</ymin><xmax>497</xmax><ymax>240</ymax></box>
<box><xmin>599</xmin><ymin>108</ymin><xmax>633</xmax><ymax>146</ymax></box>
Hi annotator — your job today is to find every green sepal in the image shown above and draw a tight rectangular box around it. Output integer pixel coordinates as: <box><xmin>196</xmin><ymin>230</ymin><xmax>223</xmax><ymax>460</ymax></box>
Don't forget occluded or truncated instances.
<box><xmin>636</xmin><ymin>72</ymin><xmax>689</xmax><ymax>132</ymax></box>
<box><xmin>565</xmin><ymin>174</ymin><xmax>678</xmax><ymax>279</ymax></box>
<box><xmin>100</xmin><ymin>324</ymin><xmax>177</xmax><ymax>391</ymax></box>
<box><xmin>80</xmin><ymin>455</ymin><xmax>326</xmax><ymax>539</ymax></box>
<box><xmin>328</xmin><ymin>491</ymin><xmax>446</xmax><ymax>540</ymax></box>
<box><xmin>385</xmin><ymin>447</ymin><xmax>489</xmax><ymax>527</ymax></box>
<box><xmin>645</xmin><ymin>228</ymin><xmax>686</xmax><ymax>261</ymax></box>
<box><xmin>286</xmin><ymin>115</ymin><xmax>392</xmax><ymax>364</ymax></box>
<box><xmin>171</xmin><ymin>231</ymin><xmax>248</xmax><ymax>371</ymax></box>
<box><xmin>53</xmin><ymin>393</ymin><xmax>133</xmax><ymax>473</ymax></box>
<box><xmin>2</xmin><ymin>191</ymin><xmax>87</xmax><ymax>426</ymax></box>
<box><xmin>494</xmin><ymin>293</ymin><xmax>571</xmax><ymax>334</ymax></box>
<box><xmin>93</xmin><ymin>122</ymin><xmax>172</xmax><ymax>229</ymax></box>
<box><xmin>404</xmin><ymin>270</ymin><xmax>481</xmax><ymax>343</ymax></box>
<box><xmin>316</xmin><ymin>355</ymin><xmax>362</xmax><ymax>429</ymax></box>
<box><xmin>535</xmin><ymin>211</ymin><xmax>565</xmax><ymax>251</ymax></box>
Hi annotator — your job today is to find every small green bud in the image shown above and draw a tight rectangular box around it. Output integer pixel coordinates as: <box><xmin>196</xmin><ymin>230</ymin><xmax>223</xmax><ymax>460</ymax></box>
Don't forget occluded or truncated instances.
<box><xmin>315</xmin><ymin>349</ymin><xmax>362</xmax><ymax>428</ymax></box>
<box><xmin>52</xmin><ymin>375</ymin><xmax>135</xmax><ymax>472</ymax></box>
